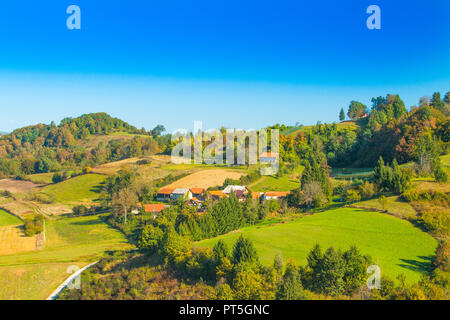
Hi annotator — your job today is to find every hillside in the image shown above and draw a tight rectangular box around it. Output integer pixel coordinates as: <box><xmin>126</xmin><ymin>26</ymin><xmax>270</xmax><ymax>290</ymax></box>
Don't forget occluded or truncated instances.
<box><xmin>0</xmin><ymin>214</ymin><xmax>133</xmax><ymax>300</ymax></box>
<box><xmin>281</xmin><ymin>120</ymin><xmax>360</xmax><ymax>136</ymax></box>
<box><xmin>197</xmin><ymin>207</ymin><xmax>438</xmax><ymax>283</ymax></box>
<box><xmin>0</xmin><ymin>113</ymin><xmax>166</xmax><ymax>179</ymax></box>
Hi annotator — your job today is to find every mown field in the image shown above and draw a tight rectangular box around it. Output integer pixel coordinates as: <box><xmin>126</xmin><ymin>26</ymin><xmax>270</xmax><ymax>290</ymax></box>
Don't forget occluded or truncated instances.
<box><xmin>197</xmin><ymin>207</ymin><xmax>437</xmax><ymax>283</ymax></box>
<box><xmin>0</xmin><ymin>209</ymin><xmax>22</xmax><ymax>226</ymax></box>
<box><xmin>39</xmin><ymin>174</ymin><xmax>106</xmax><ymax>204</ymax></box>
<box><xmin>165</xmin><ymin>169</ymin><xmax>246</xmax><ymax>189</ymax></box>
<box><xmin>352</xmin><ymin>196</ymin><xmax>417</xmax><ymax>219</ymax></box>
<box><xmin>0</xmin><ymin>214</ymin><xmax>133</xmax><ymax>299</ymax></box>
<box><xmin>249</xmin><ymin>175</ymin><xmax>300</xmax><ymax>192</ymax></box>
<box><xmin>26</xmin><ymin>173</ymin><xmax>54</xmax><ymax>185</ymax></box>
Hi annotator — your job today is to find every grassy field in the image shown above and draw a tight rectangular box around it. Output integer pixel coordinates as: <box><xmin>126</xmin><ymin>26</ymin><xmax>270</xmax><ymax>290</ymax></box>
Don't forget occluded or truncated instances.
<box><xmin>0</xmin><ymin>214</ymin><xmax>133</xmax><ymax>299</ymax></box>
<box><xmin>196</xmin><ymin>208</ymin><xmax>437</xmax><ymax>283</ymax></box>
<box><xmin>352</xmin><ymin>196</ymin><xmax>417</xmax><ymax>219</ymax></box>
<box><xmin>0</xmin><ymin>209</ymin><xmax>22</xmax><ymax>226</ymax></box>
<box><xmin>281</xmin><ymin>121</ymin><xmax>359</xmax><ymax>136</ymax></box>
<box><xmin>441</xmin><ymin>154</ymin><xmax>450</xmax><ymax>167</ymax></box>
<box><xmin>249</xmin><ymin>175</ymin><xmax>300</xmax><ymax>192</ymax></box>
<box><xmin>39</xmin><ymin>174</ymin><xmax>106</xmax><ymax>204</ymax></box>
<box><xmin>26</xmin><ymin>173</ymin><xmax>54</xmax><ymax>185</ymax></box>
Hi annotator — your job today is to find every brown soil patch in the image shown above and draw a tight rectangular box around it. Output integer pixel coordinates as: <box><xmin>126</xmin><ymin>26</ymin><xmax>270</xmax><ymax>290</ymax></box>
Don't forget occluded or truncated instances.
<box><xmin>0</xmin><ymin>179</ymin><xmax>42</xmax><ymax>193</ymax></box>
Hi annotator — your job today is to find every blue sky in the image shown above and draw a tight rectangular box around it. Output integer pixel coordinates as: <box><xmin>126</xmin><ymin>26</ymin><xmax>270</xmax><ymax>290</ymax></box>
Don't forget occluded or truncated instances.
<box><xmin>0</xmin><ymin>0</ymin><xmax>449</xmax><ymax>133</ymax></box>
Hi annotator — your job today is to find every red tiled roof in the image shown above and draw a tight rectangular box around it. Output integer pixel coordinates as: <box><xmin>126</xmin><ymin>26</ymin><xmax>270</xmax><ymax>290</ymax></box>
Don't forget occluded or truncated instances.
<box><xmin>209</xmin><ymin>190</ymin><xmax>228</xmax><ymax>197</ymax></box>
<box><xmin>260</xmin><ymin>152</ymin><xmax>279</xmax><ymax>158</ymax></box>
<box><xmin>264</xmin><ymin>191</ymin><xmax>290</xmax><ymax>197</ymax></box>
<box><xmin>143</xmin><ymin>204</ymin><xmax>166</xmax><ymax>213</ymax></box>
<box><xmin>157</xmin><ymin>188</ymin><xmax>175</xmax><ymax>195</ymax></box>
<box><xmin>190</xmin><ymin>188</ymin><xmax>205</xmax><ymax>194</ymax></box>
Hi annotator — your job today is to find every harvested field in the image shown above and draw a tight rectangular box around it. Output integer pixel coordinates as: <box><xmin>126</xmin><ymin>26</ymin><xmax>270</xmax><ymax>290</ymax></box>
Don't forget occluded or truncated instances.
<box><xmin>92</xmin><ymin>158</ymin><xmax>145</xmax><ymax>175</ymax></box>
<box><xmin>0</xmin><ymin>179</ymin><xmax>42</xmax><ymax>194</ymax></box>
<box><xmin>165</xmin><ymin>169</ymin><xmax>245</xmax><ymax>189</ymax></box>
<box><xmin>413</xmin><ymin>181</ymin><xmax>450</xmax><ymax>194</ymax></box>
<box><xmin>0</xmin><ymin>200</ymin><xmax>35</xmax><ymax>218</ymax></box>
<box><xmin>0</xmin><ymin>225</ymin><xmax>36</xmax><ymax>255</ymax></box>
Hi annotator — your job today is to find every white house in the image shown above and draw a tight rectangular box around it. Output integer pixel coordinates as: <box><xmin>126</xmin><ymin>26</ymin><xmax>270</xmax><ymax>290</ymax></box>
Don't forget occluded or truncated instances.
<box><xmin>223</xmin><ymin>185</ymin><xmax>248</xmax><ymax>195</ymax></box>
<box><xmin>171</xmin><ymin>188</ymin><xmax>193</xmax><ymax>200</ymax></box>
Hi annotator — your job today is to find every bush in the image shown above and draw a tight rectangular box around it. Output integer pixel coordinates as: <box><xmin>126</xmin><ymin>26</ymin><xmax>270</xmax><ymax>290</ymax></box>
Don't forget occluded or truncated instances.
<box><xmin>52</xmin><ymin>171</ymin><xmax>69</xmax><ymax>184</ymax></box>
<box><xmin>83</xmin><ymin>166</ymin><xmax>92</xmax><ymax>174</ymax></box>
<box><xmin>24</xmin><ymin>215</ymin><xmax>43</xmax><ymax>237</ymax></box>
<box><xmin>345</xmin><ymin>189</ymin><xmax>361</xmax><ymax>202</ymax></box>
<box><xmin>359</xmin><ymin>181</ymin><xmax>376</xmax><ymax>199</ymax></box>
<box><xmin>72</xmin><ymin>205</ymin><xmax>89</xmax><ymax>216</ymax></box>
<box><xmin>434</xmin><ymin>164</ymin><xmax>448</xmax><ymax>183</ymax></box>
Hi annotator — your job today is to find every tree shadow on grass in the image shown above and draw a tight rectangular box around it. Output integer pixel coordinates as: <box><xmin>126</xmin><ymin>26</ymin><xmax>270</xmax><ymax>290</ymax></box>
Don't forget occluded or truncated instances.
<box><xmin>398</xmin><ymin>255</ymin><xmax>434</xmax><ymax>274</ymax></box>
<box><xmin>70</xmin><ymin>218</ymin><xmax>103</xmax><ymax>226</ymax></box>
<box><xmin>90</xmin><ymin>183</ymin><xmax>104</xmax><ymax>194</ymax></box>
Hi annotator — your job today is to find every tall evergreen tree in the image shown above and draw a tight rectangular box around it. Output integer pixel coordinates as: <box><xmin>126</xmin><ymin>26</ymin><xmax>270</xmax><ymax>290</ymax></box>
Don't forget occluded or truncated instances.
<box><xmin>431</xmin><ymin>92</ymin><xmax>445</xmax><ymax>113</ymax></box>
<box><xmin>339</xmin><ymin>108</ymin><xmax>345</xmax><ymax>121</ymax></box>
<box><xmin>276</xmin><ymin>261</ymin><xmax>305</xmax><ymax>300</ymax></box>
<box><xmin>213</xmin><ymin>240</ymin><xmax>229</xmax><ymax>263</ymax></box>
<box><xmin>232</xmin><ymin>235</ymin><xmax>258</xmax><ymax>265</ymax></box>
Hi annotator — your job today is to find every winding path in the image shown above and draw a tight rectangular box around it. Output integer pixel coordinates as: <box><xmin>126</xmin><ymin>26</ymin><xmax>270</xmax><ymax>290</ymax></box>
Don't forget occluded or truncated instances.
<box><xmin>46</xmin><ymin>261</ymin><xmax>99</xmax><ymax>300</ymax></box>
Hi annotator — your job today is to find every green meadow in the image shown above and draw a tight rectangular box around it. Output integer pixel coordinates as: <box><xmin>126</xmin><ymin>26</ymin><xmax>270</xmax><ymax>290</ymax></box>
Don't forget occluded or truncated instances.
<box><xmin>0</xmin><ymin>214</ymin><xmax>133</xmax><ymax>299</ymax></box>
<box><xmin>39</xmin><ymin>174</ymin><xmax>106</xmax><ymax>204</ymax></box>
<box><xmin>249</xmin><ymin>175</ymin><xmax>300</xmax><ymax>192</ymax></box>
<box><xmin>0</xmin><ymin>209</ymin><xmax>22</xmax><ymax>227</ymax></box>
<box><xmin>196</xmin><ymin>208</ymin><xmax>437</xmax><ymax>283</ymax></box>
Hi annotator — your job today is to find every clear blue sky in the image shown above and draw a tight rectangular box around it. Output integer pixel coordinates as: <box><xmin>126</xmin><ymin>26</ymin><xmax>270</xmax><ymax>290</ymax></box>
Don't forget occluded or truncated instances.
<box><xmin>0</xmin><ymin>0</ymin><xmax>449</xmax><ymax>133</ymax></box>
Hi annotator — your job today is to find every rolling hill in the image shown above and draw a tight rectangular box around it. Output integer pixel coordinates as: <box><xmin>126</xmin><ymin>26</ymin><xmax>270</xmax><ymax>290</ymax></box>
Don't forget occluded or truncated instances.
<box><xmin>196</xmin><ymin>207</ymin><xmax>438</xmax><ymax>283</ymax></box>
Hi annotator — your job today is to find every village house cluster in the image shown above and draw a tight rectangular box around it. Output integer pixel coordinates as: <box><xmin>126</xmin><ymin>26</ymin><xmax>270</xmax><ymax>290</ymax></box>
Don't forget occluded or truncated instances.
<box><xmin>134</xmin><ymin>184</ymin><xmax>290</xmax><ymax>216</ymax></box>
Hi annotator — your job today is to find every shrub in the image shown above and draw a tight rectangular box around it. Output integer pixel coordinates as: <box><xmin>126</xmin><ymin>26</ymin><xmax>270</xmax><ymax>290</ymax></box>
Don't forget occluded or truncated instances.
<box><xmin>378</xmin><ymin>195</ymin><xmax>388</xmax><ymax>211</ymax></box>
<box><xmin>359</xmin><ymin>181</ymin><xmax>376</xmax><ymax>199</ymax></box>
<box><xmin>83</xmin><ymin>166</ymin><xmax>92</xmax><ymax>174</ymax></box>
<box><xmin>434</xmin><ymin>164</ymin><xmax>448</xmax><ymax>183</ymax></box>
<box><xmin>23</xmin><ymin>215</ymin><xmax>43</xmax><ymax>237</ymax></box>
<box><xmin>72</xmin><ymin>205</ymin><xmax>89</xmax><ymax>216</ymax></box>
<box><xmin>345</xmin><ymin>189</ymin><xmax>361</xmax><ymax>202</ymax></box>
<box><xmin>52</xmin><ymin>171</ymin><xmax>69</xmax><ymax>184</ymax></box>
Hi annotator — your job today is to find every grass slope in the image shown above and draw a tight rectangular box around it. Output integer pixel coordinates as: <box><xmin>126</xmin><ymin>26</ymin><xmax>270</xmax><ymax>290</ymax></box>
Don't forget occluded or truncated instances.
<box><xmin>197</xmin><ymin>208</ymin><xmax>437</xmax><ymax>283</ymax></box>
<box><xmin>26</xmin><ymin>173</ymin><xmax>54</xmax><ymax>185</ymax></box>
<box><xmin>0</xmin><ymin>214</ymin><xmax>133</xmax><ymax>299</ymax></box>
<box><xmin>0</xmin><ymin>209</ymin><xmax>22</xmax><ymax>226</ymax></box>
<box><xmin>39</xmin><ymin>174</ymin><xmax>106</xmax><ymax>204</ymax></box>
<box><xmin>281</xmin><ymin>121</ymin><xmax>359</xmax><ymax>136</ymax></box>
<box><xmin>249</xmin><ymin>175</ymin><xmax>300</xmax><ymax>192</ymax></box>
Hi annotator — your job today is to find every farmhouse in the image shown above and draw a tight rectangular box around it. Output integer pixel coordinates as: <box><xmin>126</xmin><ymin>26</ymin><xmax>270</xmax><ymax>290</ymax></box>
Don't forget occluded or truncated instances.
<box><xmin>261</xmin><ymin>191</ymin><xmax>290</xmax><ymax>201</ymax></box>
<box><xmin>172</xmin><ymin>188</ymin><xmax>193</xmax><ymax>200</ymax></box>
<box><xmin>207</xmin><ymin>185</ymin><xmax>249</xmax><ymax>202</ymax></box>
<box><xmin>134</xmin><ymin>203</ymin><xmax>169</xmax><ymax>217</ymax></box>
<box><xmin>260</xmin><ymin>152</ymin><xmax>279</xmax><ymax>163</ymax></box>
<box><xmin>156</xmin><ymin>188</ymin><xmax>175</xmax><ymax>201</ymax></box>
<box><xmin>223</xmin><ymin>185</ymin><xmax>248</xmax><ymax>195</ymax></box>
<box><xmin>209</xmin><ymin>190</ymin><xmax>228</xmax><ymax>200</ymax></box>
<box><xmin>190</xmin><ymin>188</ymin><xmax>206</xmax><ymax>200</ymax></box>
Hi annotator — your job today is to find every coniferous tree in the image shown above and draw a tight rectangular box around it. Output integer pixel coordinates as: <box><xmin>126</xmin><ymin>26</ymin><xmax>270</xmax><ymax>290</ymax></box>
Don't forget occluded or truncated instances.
<box><xmin>213</xmin><ymin>240</ymin><xmax>229</xmax><ymax>263</ymax></box>
<box><xmin>339</xmin><ymin>108</ymin><xmax>345</xmax><ymax>121</ymax></box>
<box><xmin>276</xmin><ymin>261</ymin><xmax>305</xmax><ymax>300</ymax></box>
<box><xmin>431</xmin><ymin>92</ymin><xmax>445</xmax><ymax>113</ymax></box>
<box><xmin>232</xmin><ymin>235</ymin><xmax>258</xmax><ymax>265</ymax></box>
